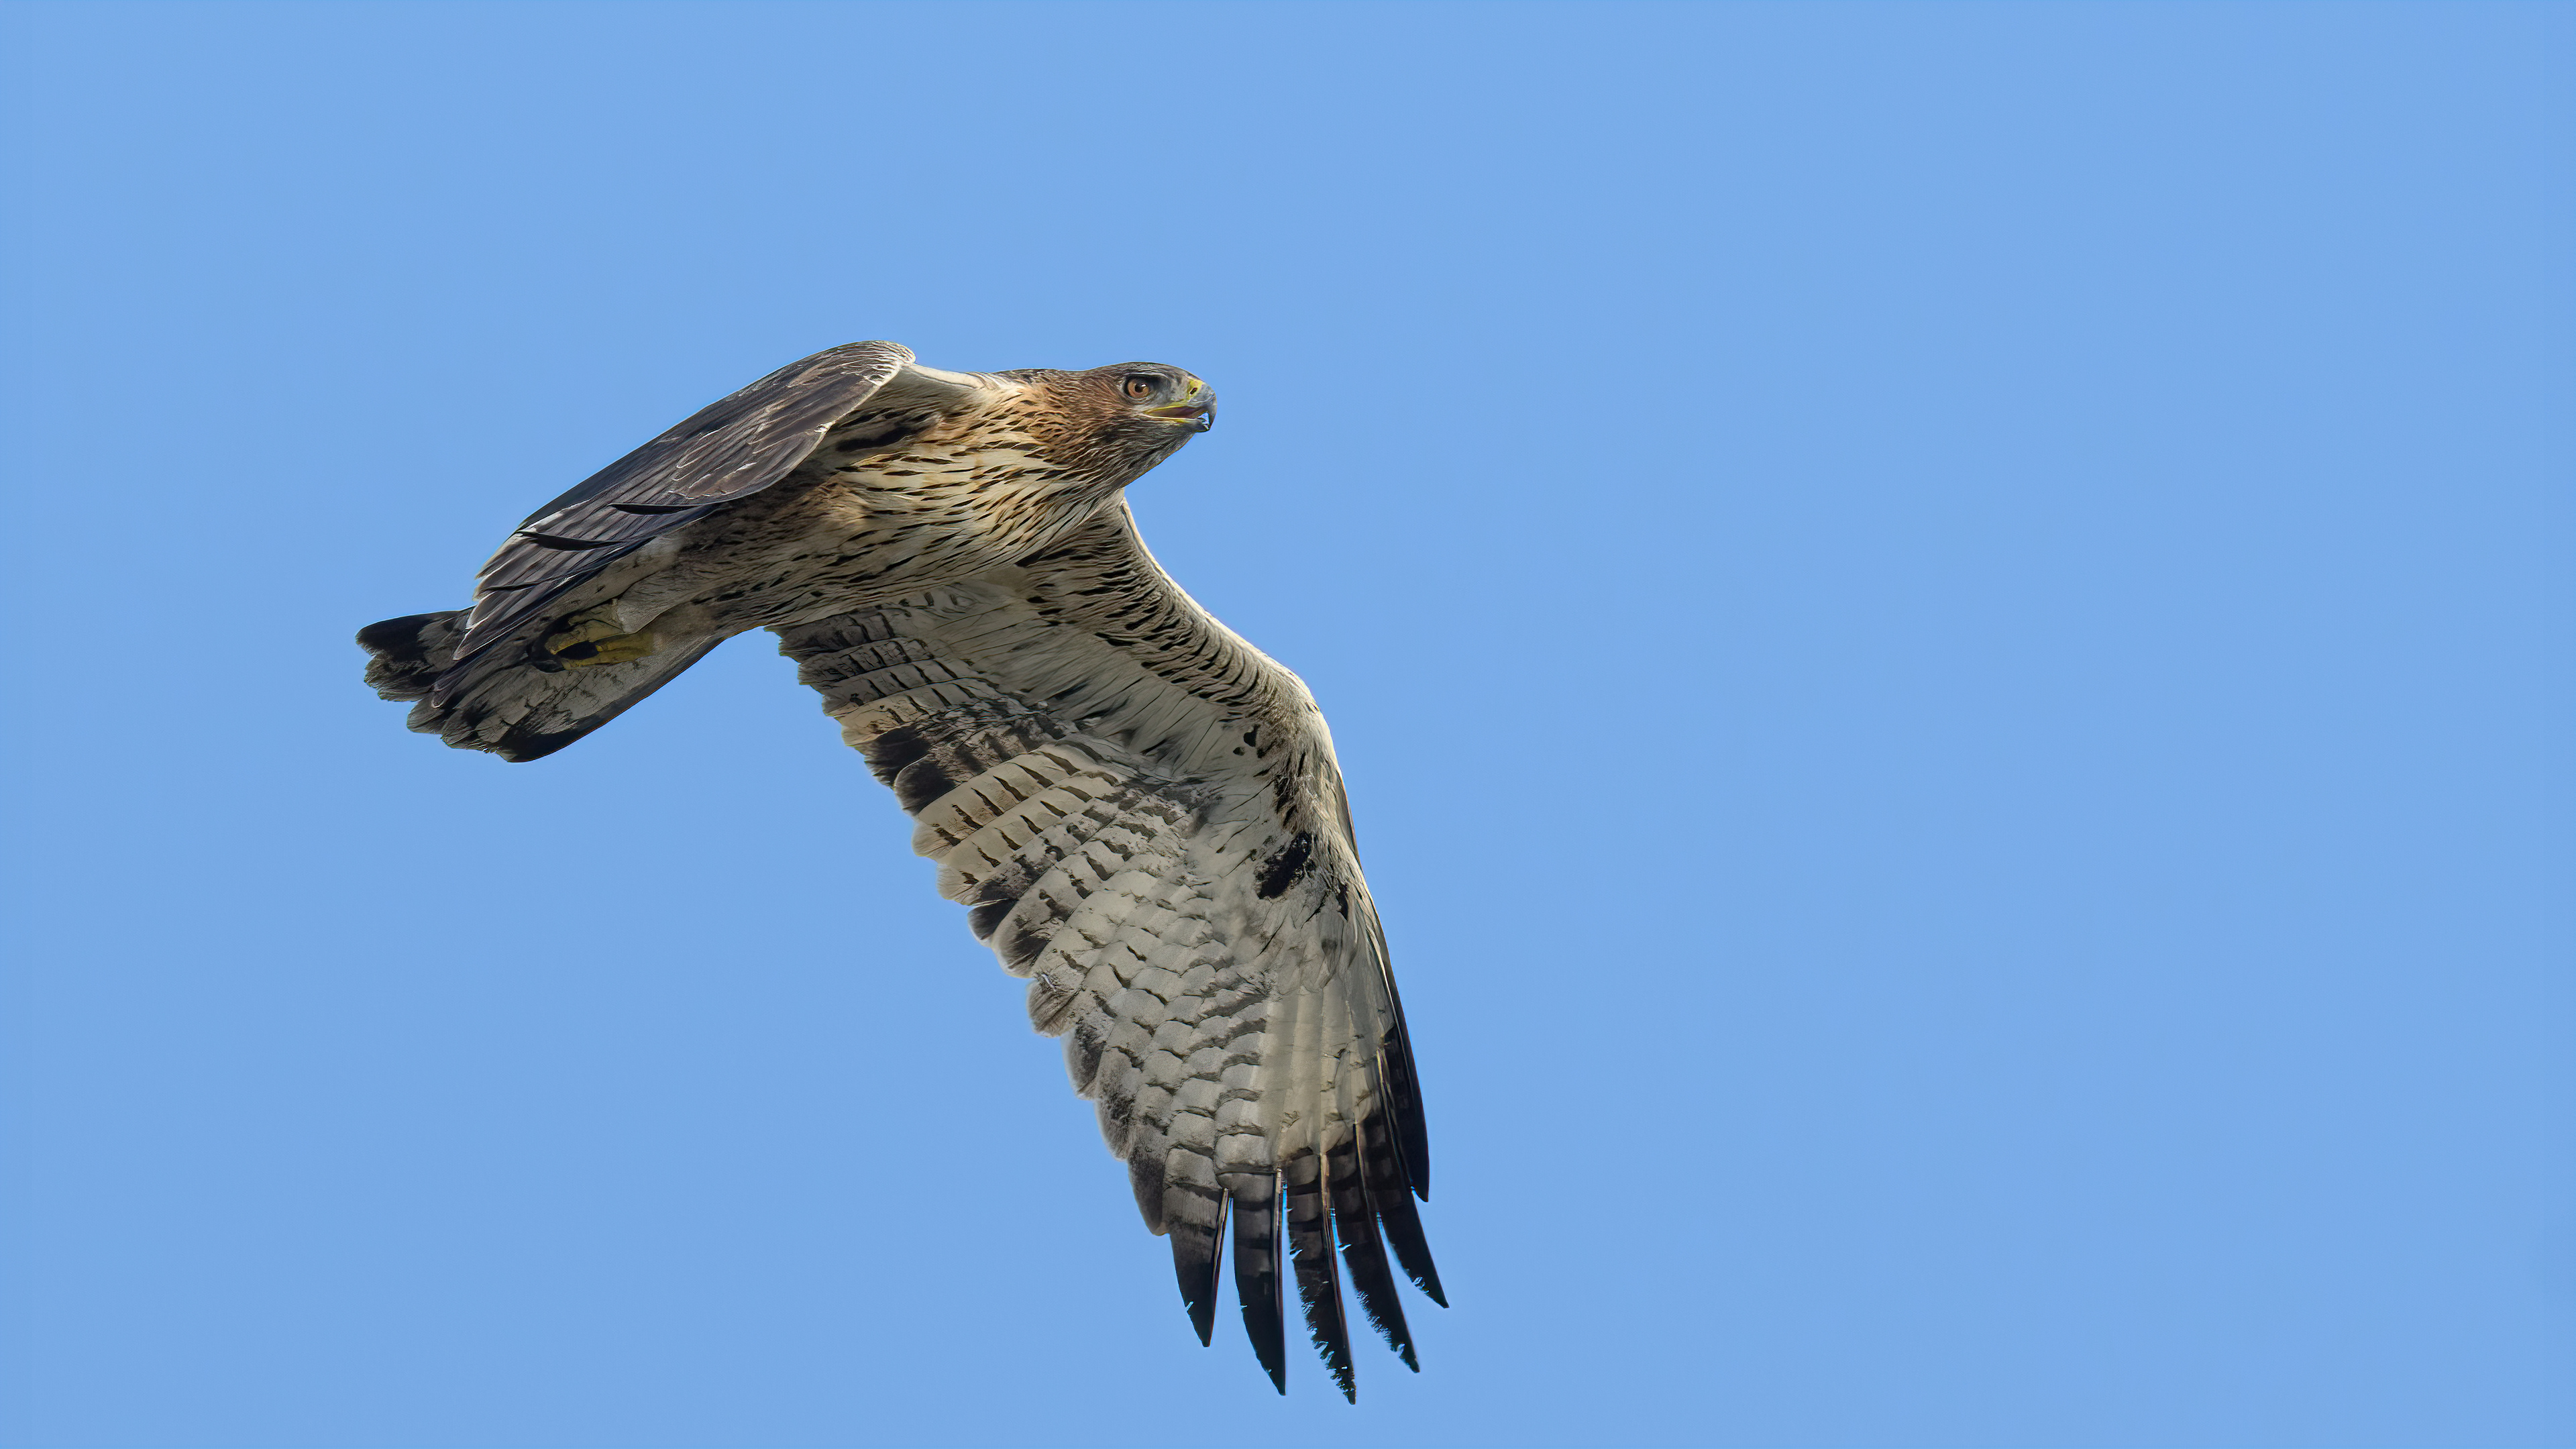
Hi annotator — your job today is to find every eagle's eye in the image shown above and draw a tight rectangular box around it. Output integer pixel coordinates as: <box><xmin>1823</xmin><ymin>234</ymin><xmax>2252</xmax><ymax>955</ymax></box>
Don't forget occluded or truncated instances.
<box><xmin>1122</xmin><ymin>376</ymin><xmax>1158</xmax><ymax>400</ymax></box>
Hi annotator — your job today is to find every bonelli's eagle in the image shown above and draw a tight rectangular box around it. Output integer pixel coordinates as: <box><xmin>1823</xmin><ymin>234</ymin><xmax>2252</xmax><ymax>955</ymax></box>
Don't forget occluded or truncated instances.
<box><xmin>358</xmin><ymin>341</ymin><xmax>1439</xmax><ymax>1399</ymax></box>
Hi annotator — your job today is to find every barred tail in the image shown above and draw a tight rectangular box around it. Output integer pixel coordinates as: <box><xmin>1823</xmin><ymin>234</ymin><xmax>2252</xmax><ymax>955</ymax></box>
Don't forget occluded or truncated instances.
<box><xmin>357</xmin><ymin>610</ymin><xmax>717</xmax><ymax>763</ymax></box>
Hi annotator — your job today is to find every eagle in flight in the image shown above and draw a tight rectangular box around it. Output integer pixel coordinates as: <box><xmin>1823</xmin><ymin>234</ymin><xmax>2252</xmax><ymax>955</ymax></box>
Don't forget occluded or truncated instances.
<box><xmin>358</xmin><ymin>341</ymin><xmax>1440</xmax><ymax>1399</ymax></box>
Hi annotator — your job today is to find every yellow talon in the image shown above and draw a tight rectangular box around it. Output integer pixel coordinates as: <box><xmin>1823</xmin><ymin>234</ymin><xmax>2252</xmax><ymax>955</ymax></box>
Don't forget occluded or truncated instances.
<box><xmin>543</xmin><ymin>608</ymin><xmax>659</xmax><ymax>667</ymax></box>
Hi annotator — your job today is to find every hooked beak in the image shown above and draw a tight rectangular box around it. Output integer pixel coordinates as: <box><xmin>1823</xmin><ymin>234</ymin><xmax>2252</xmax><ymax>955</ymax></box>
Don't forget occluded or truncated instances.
<box><xmin>1145</xmin><ymin>377</ymin><xmax>1216</xmax><ymax>432</ymax></box>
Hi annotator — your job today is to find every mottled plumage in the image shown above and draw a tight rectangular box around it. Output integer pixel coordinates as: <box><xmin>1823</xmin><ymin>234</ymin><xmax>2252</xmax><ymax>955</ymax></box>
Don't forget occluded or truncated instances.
<box><xmin>359</xmin><ymin>341</ymin><xmax>1439</xmax><ymax>1398</ymax></box>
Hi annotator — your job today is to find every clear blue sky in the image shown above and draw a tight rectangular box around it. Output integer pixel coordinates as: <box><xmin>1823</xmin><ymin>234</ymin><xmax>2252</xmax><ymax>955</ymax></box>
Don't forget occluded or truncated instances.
<box><xmin>2</xmin><ymin>3</ymin><xmax>2567</xmax><ymax>1445</ymax></box>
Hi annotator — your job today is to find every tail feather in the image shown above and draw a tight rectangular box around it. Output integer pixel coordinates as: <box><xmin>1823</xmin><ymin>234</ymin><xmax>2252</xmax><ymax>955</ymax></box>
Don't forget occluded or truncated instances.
<box><xmin>358</xmin><ymin>611</ymin><xmax>465</xmax><ymax>701</ymax></box>
<box><xmin>357</xmin><ymin>609</ymin><xmax>718</xmax><ymax>762</ymax></box>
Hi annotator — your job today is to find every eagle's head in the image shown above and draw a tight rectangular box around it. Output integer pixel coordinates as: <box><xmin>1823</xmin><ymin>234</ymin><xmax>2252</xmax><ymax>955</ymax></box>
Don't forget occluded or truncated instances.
<box><xmin>1047</xmin><ymin>362</ymin><xmax>1216</xmax><ymax>485</ymax></box>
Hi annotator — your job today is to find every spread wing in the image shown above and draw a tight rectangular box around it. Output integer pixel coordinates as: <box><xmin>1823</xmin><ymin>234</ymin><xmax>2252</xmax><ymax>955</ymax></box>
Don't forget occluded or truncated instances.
<box><xmin>447</xmin><ymin>340</ymin><xmax>994</xmax><ymax>678</ymax></box>
<box><xmin>773</xmin><ymin>505</ymin><xmax>1442</xmax><ymax>1400</ymax></box>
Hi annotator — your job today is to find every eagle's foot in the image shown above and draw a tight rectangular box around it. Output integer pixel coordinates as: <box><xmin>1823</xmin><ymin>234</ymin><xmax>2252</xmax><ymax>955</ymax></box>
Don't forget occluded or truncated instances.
<box><xmin>541</xmin><ymin>609</ymin><xmax>659</xmax><ymax>667</ymax></box>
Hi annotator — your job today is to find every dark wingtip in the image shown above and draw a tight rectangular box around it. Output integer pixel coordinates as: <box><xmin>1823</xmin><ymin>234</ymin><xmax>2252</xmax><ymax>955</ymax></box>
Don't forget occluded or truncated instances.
<box><xmin>1329</xmin><ymin>1141</ymin><xmax>1418</xmax><ymax>1371</ymax></box>
<box><xmin>1173</xmin><ymin>1205</ymin><xmax>1225</xmax><ymax>1348</ymax></box>
<box><xmin>1378</xmin><ymin>1192</ymin><xmax>1448</xmax><ymax>1307</ymax></box>
<box><xmin>1231</xmin><ymin>1183</ymin><xmax>1287</xmax><ymax>1395</ymax></box>
<box><xmin>1411</xmin><ymin>1251</ymin><xmax>1450</xmax><ymax>1309</ymax></box>
<box><xmin>1383</xmin><ymin>1032</ymin><xmax>1432</xmax><ymax>1200</ymax></box>
<box><xmin>1285</xmin><ymin>1159</ymin><xmax>1356</xmax><ymax>1404</ymax></box>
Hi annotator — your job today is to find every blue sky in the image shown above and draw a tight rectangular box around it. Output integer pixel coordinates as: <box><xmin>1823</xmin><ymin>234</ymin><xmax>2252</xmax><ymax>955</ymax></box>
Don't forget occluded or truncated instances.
<box><xmin>2</xmin><ymin>3</ymin><xmax>2567</xmax><ymax>1445</ymax></box>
